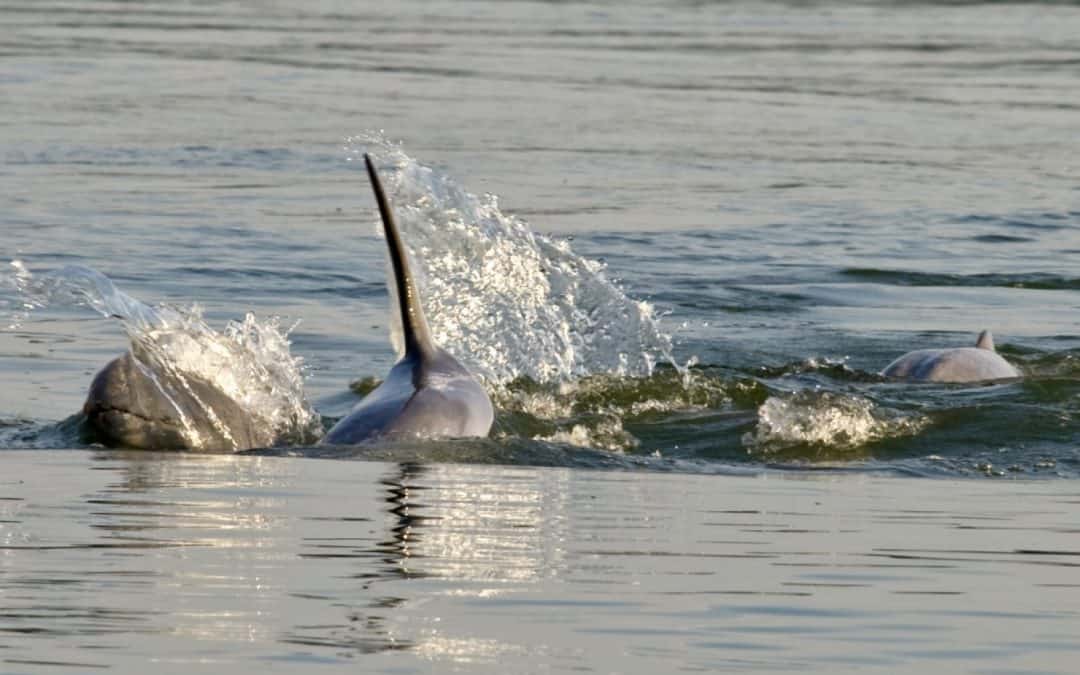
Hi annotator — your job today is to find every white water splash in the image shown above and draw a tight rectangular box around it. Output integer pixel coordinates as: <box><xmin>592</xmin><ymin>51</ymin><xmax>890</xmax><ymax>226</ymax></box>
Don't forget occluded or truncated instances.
<box><xmin>4</xmin><ymin>262</ymin><xmax>320</xmax><ymax>448</ymax></box>
<box><xmin>743</xmin><ymin>391</ymin><xmax>927</xmax><ymax>454</ymax></box>
<box><xmin>344</xmin><ymin>133</ymin><xmax>675</xmax><ymax>385</ymax></box>
<box><xmin>537</xmin><ymin>418</ymin><xmax>639</xmax><ymax>453</ymax></box>
<box><xmin>492</xmin><ymin>369</ymin><xmax>746</xmax><ymax>452</ymax></box>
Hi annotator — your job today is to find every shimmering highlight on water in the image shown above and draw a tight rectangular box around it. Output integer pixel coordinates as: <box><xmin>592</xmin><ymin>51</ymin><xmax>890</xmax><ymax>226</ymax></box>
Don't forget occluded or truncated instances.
<box><xmin>2</xmin><ymin>452</ymin><xmax>1079</xmax><ymax>673</ymax></box>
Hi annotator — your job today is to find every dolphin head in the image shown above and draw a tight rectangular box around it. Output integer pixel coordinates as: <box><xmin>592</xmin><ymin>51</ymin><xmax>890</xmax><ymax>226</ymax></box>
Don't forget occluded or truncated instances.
<box><xmin>82</xmin><ymin>352</ymin><xmax>266</xmax><ymax>451</ymax></box>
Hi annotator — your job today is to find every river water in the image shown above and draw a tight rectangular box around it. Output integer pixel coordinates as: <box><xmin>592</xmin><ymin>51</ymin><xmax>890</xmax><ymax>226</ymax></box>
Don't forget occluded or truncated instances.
<box><xmin>2</xmin><ymin>0</ymin><xmax>1079</xmax><ymax>672</ymax></box>
<box><xmin>2</xmin><ymin>451</ymin><xmax>1080</xmax><ymax>674</ymax></box>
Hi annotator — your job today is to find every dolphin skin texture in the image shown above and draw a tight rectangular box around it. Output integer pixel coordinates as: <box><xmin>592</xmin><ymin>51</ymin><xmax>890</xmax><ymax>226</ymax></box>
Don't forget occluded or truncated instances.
<box><xmin>83</xmin><ymin>352</ymin><xmax>270</xmax><ymax>451</ymax></box>
<box><xmin>881</xmin><ymin>330</ymin><xmax>1021</xmax><ymax>383</ymax></box>
<box><xmin>321</xmin><ymin>154</ymin><xmax>493</xmax><ymax>445</ymax></box>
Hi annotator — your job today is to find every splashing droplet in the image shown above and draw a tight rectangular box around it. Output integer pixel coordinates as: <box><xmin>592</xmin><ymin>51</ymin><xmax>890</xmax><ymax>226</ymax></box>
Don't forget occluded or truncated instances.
<box><xmin>3</xmin><ymin>262</ymin><xmax>320</xmax><ymax>448</ymax></box>
<box><xmin>344</xmin><ymin>132</ymin><xmax>675</xmax><ymax>386</ymax></box>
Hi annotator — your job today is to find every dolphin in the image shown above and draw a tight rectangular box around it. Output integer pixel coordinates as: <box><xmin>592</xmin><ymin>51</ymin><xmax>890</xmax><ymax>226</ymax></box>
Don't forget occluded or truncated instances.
<box><xmin>880</xmin><ymin>330</ymin><xmax>1021</xmax><ymax>382</ymax></box>
<box><xmin>321</xmin><ymin>154</ymin><xmax>494</xmax><ymax>445</ymax></box>
<box><xmin>82</xmin><ymin>351</ymin><xmax>270</xmax><ymax>451</ymax></box>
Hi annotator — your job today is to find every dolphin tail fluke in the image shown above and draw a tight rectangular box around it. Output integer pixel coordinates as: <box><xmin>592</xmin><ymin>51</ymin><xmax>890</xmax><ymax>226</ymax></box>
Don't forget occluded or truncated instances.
<box><xmin>975</xmin><ymin>330</ymin><xmax>995</xmax><ymax>351</ymax></box>
<box><xmin>364</xmin><ymin>153</ymin><xmax>436</xmax><ymax>359</ymax></box>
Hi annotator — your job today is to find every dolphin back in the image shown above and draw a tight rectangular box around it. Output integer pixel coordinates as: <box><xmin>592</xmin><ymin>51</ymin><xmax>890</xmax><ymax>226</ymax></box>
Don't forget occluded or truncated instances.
<box><xmin>322</xmin><ymin>353</ymin><xmax>494</xmax><ymax>444</ymax></box>
<box><xmin>881</xmin><ymin>331</ymin><xmax>1020</xmax><ymax>382</ymax></box>
<box><xmin>320</xmin><ymin>156</ymin><xmax>494</xmax><ymax>446</ymax></box>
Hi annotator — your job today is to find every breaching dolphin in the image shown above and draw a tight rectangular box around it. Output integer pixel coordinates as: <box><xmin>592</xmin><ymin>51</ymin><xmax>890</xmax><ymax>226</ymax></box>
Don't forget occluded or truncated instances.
<box><xmin>83</xmin><ymin>351</ymin><xmax>270</xmax><ymax>451</ymax></box>
<box><xmin>321</xmin><ymin>154</ymin><xmax>494</xmax><ymax>445</ymax></box>
<box><xmin>880</xmin><ymin>330</ymin><xmax>1021</xmax><ymax>382</ymax></box>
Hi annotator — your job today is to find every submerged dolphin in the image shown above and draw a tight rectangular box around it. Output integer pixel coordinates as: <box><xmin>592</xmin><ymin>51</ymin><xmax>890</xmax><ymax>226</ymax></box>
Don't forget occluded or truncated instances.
<box><xmin>321</xmin><ymin>154</ymin><xmax>494</xmax><ymax>445</ymax></box>
<box><xmin>83</xmin><ymin>351</ymin><xmax>269</xmax><ymax>451</ymax></box>
<box><xmin>881</xmin><ymin>330</ymin><xmax>1021</xmax><ymax>383</ymax></box>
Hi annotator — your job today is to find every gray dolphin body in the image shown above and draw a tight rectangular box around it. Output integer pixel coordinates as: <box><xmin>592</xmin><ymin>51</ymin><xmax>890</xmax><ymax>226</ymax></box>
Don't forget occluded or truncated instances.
<box><xmin>881</xmin><ymin>330</ymin><xmax>1021</xmax><ymax>382</ymax></box>
<box><xmin>83</xmin><ymin>352</ymin><xmax>270</xmax><ymax>451</ymax></box>
<box><xmin>321</xmin><ymin>155</ymin><xmax>493</xmax><ymax>445</ymax></box>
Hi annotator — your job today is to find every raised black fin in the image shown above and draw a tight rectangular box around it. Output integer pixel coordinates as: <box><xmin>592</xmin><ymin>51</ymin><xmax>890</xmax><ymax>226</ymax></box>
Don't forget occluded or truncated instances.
<box><xmin>364</xmin><ymin>153</ymin><xmax>436</xmax><ymax>359</ymax></box>
<box><xmin>975</xmin><ymin>330</ymin><xmax>994</xmax><ymax>351</ymax></box>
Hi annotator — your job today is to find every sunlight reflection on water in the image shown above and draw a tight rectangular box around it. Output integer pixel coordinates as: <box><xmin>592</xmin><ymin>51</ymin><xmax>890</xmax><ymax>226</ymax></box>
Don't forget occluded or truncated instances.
<box><xmin>2</xmin><ymin>451</ymin><xmax>1078</xmax><ymax>672</ymax></box>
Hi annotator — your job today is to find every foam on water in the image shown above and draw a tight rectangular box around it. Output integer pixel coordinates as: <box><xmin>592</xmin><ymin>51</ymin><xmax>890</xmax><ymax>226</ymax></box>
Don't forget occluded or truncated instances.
<box><xmin>492</xmin><ymin>368</ymin><xmax>767</xmax><ymax>452</ymax></box>
<box><xmin>344</xmin><ymin>133</ymin><xmax>676</xmax><ymax>386</ymax></box>
<box><xmin>743</xmin><ymin>391</ymin><xmax>929</xmax><ymax>456</ymax></box>
<box><xmin>536</xmin><ymin>419</ymin><xmax>639</xmax><ymax>453</ymax></box>
<box><xmin>3</xmin><ymin>263</ymin><xmax>319</xmax><ymax>449</ymax></box>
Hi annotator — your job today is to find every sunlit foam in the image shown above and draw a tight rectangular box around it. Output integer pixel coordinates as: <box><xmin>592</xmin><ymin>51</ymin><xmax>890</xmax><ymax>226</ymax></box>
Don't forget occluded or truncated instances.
<box><xmin>536</xmin><ymin>418</ymin><xmax>639</xmax><ymax>452</ymax></box>
<box><xmin>344</xmin><ymin>133</ymin><xmax>675</xmax><ymax>386</ymax></box>
<box><xmin>743</xmin><ymin>391</ymin><xmax>928</xmax><ymax>455</ymax></box>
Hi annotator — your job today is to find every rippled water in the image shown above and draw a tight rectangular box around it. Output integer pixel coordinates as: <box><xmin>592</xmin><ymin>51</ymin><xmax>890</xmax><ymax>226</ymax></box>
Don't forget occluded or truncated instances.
<box><xmin>3</xmin><ymin>451</ymin><xmax>1080</xmax><ymax>673</ymax></box>
<box><xmin>2</xmin><ymin>0</ymin><xmax>1080</xmax><ymax>671</ymax></box>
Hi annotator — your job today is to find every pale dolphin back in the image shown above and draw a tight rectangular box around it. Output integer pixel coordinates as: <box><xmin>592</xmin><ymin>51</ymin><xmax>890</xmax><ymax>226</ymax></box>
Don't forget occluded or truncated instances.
<box><xmin>881</xmin><ymin>329</ymin><xmax>1020</xmax><ymax>383</ymax></box>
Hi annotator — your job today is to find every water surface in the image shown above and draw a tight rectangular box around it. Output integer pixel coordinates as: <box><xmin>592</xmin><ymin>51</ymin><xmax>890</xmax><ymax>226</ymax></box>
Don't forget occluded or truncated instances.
<box><xmin>3</xmin><ymin>451</ymin><xmax>1080</xmax><ymax>673</ymax></box>
<box><xmin>2</xmin><ymin>0</ymin><xmax>1080</xmax><ymax>671</ymax></box>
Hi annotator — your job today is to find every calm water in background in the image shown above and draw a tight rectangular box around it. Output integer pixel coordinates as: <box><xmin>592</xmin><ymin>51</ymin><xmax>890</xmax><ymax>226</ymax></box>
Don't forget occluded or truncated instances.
<box><xmin>2</xmin><ymin>0</ymin><xmax>1080</xmax><ymax>672</ymax></box>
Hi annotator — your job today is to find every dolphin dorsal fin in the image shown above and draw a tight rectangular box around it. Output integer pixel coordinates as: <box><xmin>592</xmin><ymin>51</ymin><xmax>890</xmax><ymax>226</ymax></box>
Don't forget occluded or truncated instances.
<box><xmin>975</xmin><ymin>330</ymin><xmax>995</xmax><ymax>351</ymax></box>
<box><xmin>364</xmin><ymin>154</ymin><xmax>436</xmax><ymax>359</ymax></box>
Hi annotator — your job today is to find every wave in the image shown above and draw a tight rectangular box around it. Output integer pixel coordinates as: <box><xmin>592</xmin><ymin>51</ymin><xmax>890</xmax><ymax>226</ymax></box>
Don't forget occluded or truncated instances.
<box><xmin>841</xmin><ymin>268</ymin><xmax>1080</xmax><ymax>291</ymax></box>
<box><xmin>742</xmin><ymin>391</ymin><xmax>929</xmax><ymax>458</ymax></box>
